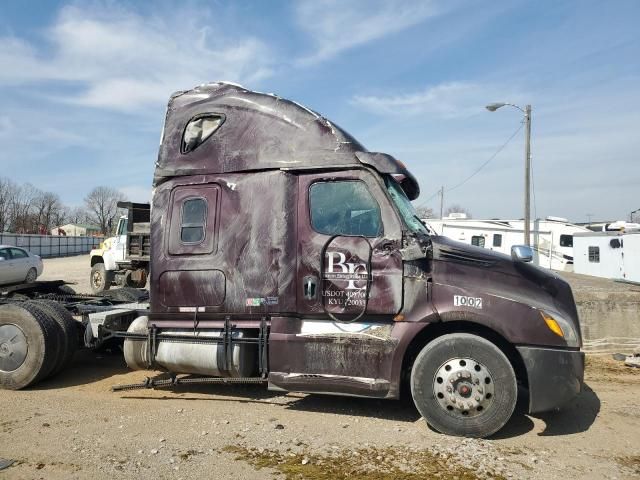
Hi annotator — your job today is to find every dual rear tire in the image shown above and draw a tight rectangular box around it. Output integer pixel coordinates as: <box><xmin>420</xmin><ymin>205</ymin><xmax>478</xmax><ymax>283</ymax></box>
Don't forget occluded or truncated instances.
<box><xmin>0</xmin><ymin>301</ymin><xmax>78</xmax><ymax>390</ymax></box>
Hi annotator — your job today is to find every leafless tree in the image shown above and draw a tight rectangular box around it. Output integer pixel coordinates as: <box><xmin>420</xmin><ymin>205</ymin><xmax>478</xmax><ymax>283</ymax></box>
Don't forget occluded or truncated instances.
<box><xmin>415</xmin><ymin>206</ymin><xmax>435</xmax><ymax>219</ymax></box>
<box><xmin>8</xmin><ymin>183</ymin><xmax>40</xmax><ymax>233</ymax></box>
<box><xmin>0</xmin><ymin>177</ymin><xmax>18</xmax><ymax>232</ymax></box>
<box><xmin>445</xmin><ymin>204</ymin><xmax>472</xmax><ymax>219</ymax></box>
<box><xmin>84</xmin><ymin>186</ymin><xmax>127</xmax><ymax>235</ymax></box>
<box><xmin>64</xmin><ymin>206</ymin><xmax>90</xmax><ymax>225</ymax></box>
<box><xmin>33</xmin><ymin>191</ymin><xmax>65</xmax><ymax>233</ymax></box>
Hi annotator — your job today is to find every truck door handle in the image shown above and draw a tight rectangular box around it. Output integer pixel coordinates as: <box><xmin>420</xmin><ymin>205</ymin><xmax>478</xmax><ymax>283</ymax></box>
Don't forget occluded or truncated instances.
<box><xmin>303</xmin><ymin>275</ymin><xmax>317</xmax><ymax>300</ymax></box>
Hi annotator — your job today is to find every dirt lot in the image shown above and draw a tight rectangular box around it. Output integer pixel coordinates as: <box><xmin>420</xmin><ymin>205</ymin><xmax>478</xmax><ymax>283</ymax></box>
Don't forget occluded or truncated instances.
<box><xmin>39</xmin><ymin>254</ymin><xmax>96</xmax><ymax>294</ymax></box>
<box><xmin>0</xmin><ymin>256</ymin><xmax>638</xmax><ymax>479</ymax></box>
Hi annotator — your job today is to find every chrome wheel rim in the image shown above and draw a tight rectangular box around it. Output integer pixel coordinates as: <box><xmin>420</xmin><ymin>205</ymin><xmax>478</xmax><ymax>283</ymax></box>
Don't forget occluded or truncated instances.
<box><xmin>91</xmin><ymin>271</ymin><xmax>103</xmax><ymax>289</ymax></box>
<box><xmin>433</xmin><ymin>357</ymin><xmax>495</xmax><ymax>418</ymax></box>
<box><xmin>0</xmin><ymin>324</ymin><xmax>28</xmax><ymax>372</ymax></box>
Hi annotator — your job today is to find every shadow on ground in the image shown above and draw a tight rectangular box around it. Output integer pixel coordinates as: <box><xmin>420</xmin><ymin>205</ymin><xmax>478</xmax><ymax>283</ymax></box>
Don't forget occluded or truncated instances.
<box><xmin>491</xmin><ymin>383</ymin><xmax>600</xmax><ymax>439</ymax></box>
<box><xmin>31</xmin><ymin>348</ymin><xmax>130</xmax><ymax>390</ymax></box>
<box><xmin>31</xmin><ymin>350</ymin><xmax>600</xmax><ymax>438</ymax></box>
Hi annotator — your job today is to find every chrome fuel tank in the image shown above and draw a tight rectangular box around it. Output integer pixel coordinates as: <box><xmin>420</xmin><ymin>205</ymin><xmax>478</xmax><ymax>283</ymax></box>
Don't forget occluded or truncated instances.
<box><xmin>124</xmin><ymin>317</ymin><xmax>257</xmax><ymax>377</ymax></box>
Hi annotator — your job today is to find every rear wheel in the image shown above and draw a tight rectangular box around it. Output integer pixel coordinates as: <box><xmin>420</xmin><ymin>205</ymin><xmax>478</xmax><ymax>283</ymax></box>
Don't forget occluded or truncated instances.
<box><xmin>25</xmin><ymin>267</ymin><xmax>37</xmax><ymax>283</ymax></box>
<box><xmin>0</xmin><ymin>304</ymin><xmax>62</xmax><ymax>390</ymax></box>
<box><xmin>29</xmin><ymin>300</ymin><xmax>78</xmax><ymax>373</ymax></box>
<box><xmin>90</xmin><ymin>263</ymin><xmax>114</xmax><ymax>293</ymax></box>
<box><xmin>410</xmin><ymin>333</ymin><xmax>517</xmax><ymax>438</ymax></box>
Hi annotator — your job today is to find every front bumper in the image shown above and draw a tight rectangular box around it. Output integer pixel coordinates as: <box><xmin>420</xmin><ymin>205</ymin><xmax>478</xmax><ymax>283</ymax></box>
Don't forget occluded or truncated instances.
<box><xmin>516</xmin><ymin>346</ymin><xmax>584</xmax><ymax>414</ymax></box>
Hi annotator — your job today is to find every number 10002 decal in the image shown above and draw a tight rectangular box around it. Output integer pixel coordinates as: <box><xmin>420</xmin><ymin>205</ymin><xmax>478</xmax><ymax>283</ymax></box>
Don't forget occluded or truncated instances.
<box><xmin>454</xmin><ymin>295</ymin><xmax>483</xmax><ymax>309</ymax></box>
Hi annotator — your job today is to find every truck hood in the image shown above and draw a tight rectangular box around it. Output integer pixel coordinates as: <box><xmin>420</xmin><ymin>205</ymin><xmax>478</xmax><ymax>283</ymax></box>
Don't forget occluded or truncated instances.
<box><xmin>429</xmin><ymin>235</ymin><xmax>581</xmax><ymax>343</ymax></box>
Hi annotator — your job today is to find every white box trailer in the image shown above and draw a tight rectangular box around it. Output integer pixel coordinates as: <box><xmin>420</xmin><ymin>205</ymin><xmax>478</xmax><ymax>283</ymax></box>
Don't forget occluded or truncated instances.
<box><xmin>573</xmin><ymin>231</ymin><xmax>640</xmax><ymax>282</ymax></box>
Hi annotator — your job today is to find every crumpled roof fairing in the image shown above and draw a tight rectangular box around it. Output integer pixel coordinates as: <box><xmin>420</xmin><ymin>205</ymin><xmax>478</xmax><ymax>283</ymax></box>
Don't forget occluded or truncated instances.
<box><xmin>154</xmin><ymin>82</ymin><xmax>419</xmax><ymax>200</ymax></box>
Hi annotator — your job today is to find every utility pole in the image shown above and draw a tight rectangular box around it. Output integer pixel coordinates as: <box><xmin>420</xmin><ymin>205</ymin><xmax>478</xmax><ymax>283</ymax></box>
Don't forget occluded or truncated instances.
<box><xmin>486</xmin><ymin>102</ymin><xmax>533</xmax><ymax>246</ymax></box>
<box><xmin>523</xmin><ymin>105</ymin><xmax>532</xmax><ymax>246</ymax></box>
<box><xmin>439</xmin><ymin>186</ymin><xmax>444</xmax><ymax>219</ymax></box>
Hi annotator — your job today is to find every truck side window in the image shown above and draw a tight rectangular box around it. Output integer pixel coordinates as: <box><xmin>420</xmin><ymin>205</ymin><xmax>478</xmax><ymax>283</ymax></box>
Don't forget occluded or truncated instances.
<box><xmin>471</xmin><ymin>236</ymin><xmax>485</xmax><ymax>248</ymax></box>
<box><xmin>588</xmin><ymin>246</ymin><xmax>600</xmax><ymax>263</ymax></box>
<box><xmin>117</xmin><ymin>219</ymin><xmax>128</xmax><ymax>236</ymax></box>
<box><xmin>310</xmin><ymin>181</ymin><xmax>382</xmax><ymax>237</ymax></box>
<box><xmin>493</xmin><ymin>234</ymin><xmax>502</xmax><ymax>247</ymax></box>
<box><xmin>181</xmin><ymin>198</ymin><xmax>207</xmax><ymax>244</ymax></box>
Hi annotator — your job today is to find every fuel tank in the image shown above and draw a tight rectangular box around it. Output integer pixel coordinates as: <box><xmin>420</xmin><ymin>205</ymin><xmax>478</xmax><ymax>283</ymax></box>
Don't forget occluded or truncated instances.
<box><xmin>123</xmin><ymin>316</ymin><xmax>257</xmax><ymax>377</ymax></box>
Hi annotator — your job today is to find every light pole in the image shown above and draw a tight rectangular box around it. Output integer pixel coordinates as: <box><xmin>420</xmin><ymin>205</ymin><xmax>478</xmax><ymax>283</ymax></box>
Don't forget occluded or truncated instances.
<box><xmin>486</xmin><ymin>102</ymin><xmax>532</xmax><ymax>246</ymax></box>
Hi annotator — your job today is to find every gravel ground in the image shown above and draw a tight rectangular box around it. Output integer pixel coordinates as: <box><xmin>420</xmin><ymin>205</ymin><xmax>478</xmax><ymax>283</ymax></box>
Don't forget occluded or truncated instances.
<box><xmin>0</xmin><ymin>255</ymin><xmax>637</xmax><ymax>479</ymax></box>
<box><xmin>39</xmin><ymin>254</ymin><xmax>93</xmax><ymax>293</ymax></box>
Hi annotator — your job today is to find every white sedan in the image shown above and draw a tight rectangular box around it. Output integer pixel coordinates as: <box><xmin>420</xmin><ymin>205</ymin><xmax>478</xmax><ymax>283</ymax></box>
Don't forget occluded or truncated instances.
<box><xmin>0</xmin><ymin>245</ymin><xmax>44</xmax><ymax>285</ymax></box>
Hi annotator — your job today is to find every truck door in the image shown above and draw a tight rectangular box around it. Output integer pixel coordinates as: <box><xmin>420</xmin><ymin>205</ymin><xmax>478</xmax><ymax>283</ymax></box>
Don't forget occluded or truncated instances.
<box><xmin>268</xmin><ymin>169</ymin><xmax>405</xmax><ymax>396</ymax></box>
<box><xmin>114</xmin><ymin>217</ymin><xmax>128</xmax><ymax>262</ymax></box>
<box><xmin>297</xmin><ymin>170</ymin><xmax>404</xmax><ymax>318</ymax></box>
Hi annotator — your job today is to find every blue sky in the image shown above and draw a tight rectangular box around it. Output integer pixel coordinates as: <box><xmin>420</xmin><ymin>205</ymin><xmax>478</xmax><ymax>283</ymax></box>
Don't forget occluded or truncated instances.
<box><xmin>0</xmin><ymin>0</ymin><xmax>638</xmax><ymax>222</ymax></box>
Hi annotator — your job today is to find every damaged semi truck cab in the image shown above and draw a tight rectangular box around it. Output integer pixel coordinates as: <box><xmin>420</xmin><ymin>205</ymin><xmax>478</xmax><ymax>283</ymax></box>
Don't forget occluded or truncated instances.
<box><xmin>125</xmin><ymin>82</ymin><xmax>584</xmax><ymax>438</ymax></box>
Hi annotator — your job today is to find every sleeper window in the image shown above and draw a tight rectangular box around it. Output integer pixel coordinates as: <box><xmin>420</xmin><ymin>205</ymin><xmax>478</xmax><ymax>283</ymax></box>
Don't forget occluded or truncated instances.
<box><xmin>169</xmin><ymin>185</ymin><xmax>219</xmax><ymax>256</ymax></box>
<box><xmin>493</xmin><ymin>234</ymin><xmax>502</xmax><ymax>247</ymax></box>
<box><xmin>310</xmin><ymin>181</ymin><xmax>382</xmax><ymax>237</ymax></box>
<box><xmin>588</xmin><ymin>246</ymin><xmax>600</xmax><ymax>263</ymax></box>
<box><xmin>181</xmin><ymin>198</ymin><xmax>207</xmax><ymax>244</ymax></box>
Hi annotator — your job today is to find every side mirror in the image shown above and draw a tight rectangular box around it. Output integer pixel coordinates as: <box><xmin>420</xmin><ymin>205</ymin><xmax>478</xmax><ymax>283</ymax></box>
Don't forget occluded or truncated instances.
<box><xmin>511</xmin><ymin>245</ymin><xmax>533</xmax><ymax>263</ymax></box>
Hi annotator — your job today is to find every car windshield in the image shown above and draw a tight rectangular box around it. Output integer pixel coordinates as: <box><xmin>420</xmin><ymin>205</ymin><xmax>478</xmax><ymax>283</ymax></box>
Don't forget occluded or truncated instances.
<box><xmin>383</xmin><ymin>176</ymin><xmax>429</xmax><ymax>235</ymax></box>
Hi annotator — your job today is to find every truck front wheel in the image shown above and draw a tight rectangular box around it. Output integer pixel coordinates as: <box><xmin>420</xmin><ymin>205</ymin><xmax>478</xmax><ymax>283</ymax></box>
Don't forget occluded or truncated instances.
<box><xmin>410</xmin><ymin>333</ymin><xmax>517</xmax><ymax>438</ymax></box>
<box><xmin>90</xmin><ymin>263</ymin><xmax>114</xmax><ymax>294</ymax></box>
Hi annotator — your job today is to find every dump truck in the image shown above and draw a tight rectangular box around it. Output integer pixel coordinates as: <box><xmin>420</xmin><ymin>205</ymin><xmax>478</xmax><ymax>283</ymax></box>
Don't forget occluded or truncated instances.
<box><xmin>0</xmin><ymin>82</ymin><xmax>584</xmax><ymax>438</ymax></box>
<box><xmin>89</xmin><ymin>202</ymin><xmax>150</xmax><ymax>293</ymax></box>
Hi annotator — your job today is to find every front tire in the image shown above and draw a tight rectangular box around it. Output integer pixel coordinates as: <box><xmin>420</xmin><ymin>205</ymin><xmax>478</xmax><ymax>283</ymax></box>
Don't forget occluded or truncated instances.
<box><xmin>90</xmin><ymin>263</ymin><xmax>114</xmax><ymax>294</ymax></box>
<box><xmin>25</xmin><ymin>267</ymin><xmax>37</xmax><ymax>283</ymax></box>
<box><xmin>410</xmin><ymin>333</ymin><xmax>517</xmax><ymax>438</ymax></box>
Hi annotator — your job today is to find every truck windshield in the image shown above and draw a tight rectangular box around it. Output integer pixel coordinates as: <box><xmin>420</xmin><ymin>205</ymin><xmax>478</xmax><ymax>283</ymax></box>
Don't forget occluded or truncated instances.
<box><xmin>384</xmin><ymin>176</ymin><xmax>429</xmax><ymax>235</ymax></box>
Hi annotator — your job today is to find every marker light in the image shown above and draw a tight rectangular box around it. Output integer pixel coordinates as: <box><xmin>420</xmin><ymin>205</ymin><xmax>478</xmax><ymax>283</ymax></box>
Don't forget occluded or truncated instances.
<box><xmin>541</xmin><ymin>312</ymin><xmax>564</xmax><ymax>338</ymax></box>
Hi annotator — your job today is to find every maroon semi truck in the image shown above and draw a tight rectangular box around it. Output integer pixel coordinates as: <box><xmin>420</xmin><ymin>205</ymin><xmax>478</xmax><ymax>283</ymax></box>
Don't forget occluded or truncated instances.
<box><xmin>0</xmin><ymin>82</ymin><xmax>584</xmax><ymax>438</ymax></box>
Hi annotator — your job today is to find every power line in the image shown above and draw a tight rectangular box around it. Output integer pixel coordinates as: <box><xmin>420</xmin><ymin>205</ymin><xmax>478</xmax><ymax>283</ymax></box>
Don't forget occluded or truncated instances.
<box><xmin>446</xmin><ymin>122</ymin><xmax>524</xmax><ymax>193</ymax></box>
<box><xmin>416</xmin><ymin>122</ymin><xmax>524</xmax><ymax>209</ymax></box>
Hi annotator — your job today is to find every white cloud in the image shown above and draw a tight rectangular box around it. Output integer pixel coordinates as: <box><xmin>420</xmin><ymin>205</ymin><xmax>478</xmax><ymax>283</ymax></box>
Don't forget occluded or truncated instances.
<box><xmin>0</xmin><ymin>5</ymin><xmax>274</xmax><ymax>112</ymax></box>
<box><xmin>351</xmin><ymin>82</ymin><xmax>525</xmax><ymax>118</ymax></box>
<box><xmin>294</xmin><ymin>0</ymin><xmax>446</xmax><ymax>65</ymax></box>
<box><xmin>119</xmin><ymin>184</ymin><xmax>152</xmax><ymax>203</ymax></box>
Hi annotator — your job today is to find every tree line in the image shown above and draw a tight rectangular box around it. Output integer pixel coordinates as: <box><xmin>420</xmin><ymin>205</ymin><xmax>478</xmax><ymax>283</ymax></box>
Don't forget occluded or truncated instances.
<box><xmin>0</xmin><ymin>177</ymin><xmax>127</xmax><ymax>236</ymax></box>
<box><xmin>415</xmin><ymin>205</ymin><xmax>473</xmax><ymax>219</ymax></box>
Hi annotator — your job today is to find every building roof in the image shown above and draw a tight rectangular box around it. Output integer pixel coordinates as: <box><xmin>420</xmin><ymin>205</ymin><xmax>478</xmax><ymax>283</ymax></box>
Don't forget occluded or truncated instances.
<box><xmin>58</xmin><ymin>223</ymin><xmax>101</xmax><ymax>230</ymax></box>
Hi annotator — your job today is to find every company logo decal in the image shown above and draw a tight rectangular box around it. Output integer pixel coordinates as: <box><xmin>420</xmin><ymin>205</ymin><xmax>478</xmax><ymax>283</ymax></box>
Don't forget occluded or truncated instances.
<box><xmin>323</xmin><ymin>251</ymin><xmax>369</xmax><ymax>308</ymax></box>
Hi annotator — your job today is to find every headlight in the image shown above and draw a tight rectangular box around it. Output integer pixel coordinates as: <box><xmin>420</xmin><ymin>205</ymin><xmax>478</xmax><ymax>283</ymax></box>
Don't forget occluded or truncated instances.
<box><xmin>540</xmin><ymin>310</ymin><xmax>580</xmax><ymax>347</ymax></box>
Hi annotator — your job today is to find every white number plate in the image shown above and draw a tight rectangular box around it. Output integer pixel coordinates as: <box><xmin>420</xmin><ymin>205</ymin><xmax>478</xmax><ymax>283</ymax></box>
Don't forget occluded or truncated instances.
<box><xmin>454</xmin><ymin>295</ymin><xmax>483</xmax><ymax>309</ymax></box>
